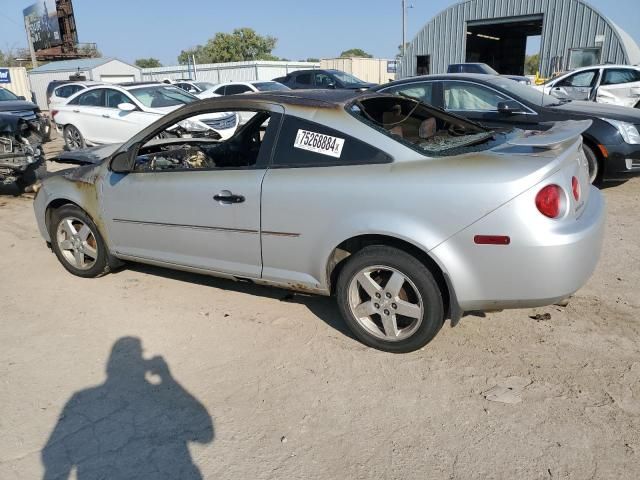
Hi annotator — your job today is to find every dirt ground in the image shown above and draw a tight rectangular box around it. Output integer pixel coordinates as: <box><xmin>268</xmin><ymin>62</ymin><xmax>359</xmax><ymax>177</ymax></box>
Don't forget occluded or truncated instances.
<box><xmin>1</xmin><ymin>137</ymin><xmax>639</xmax><ymax>479</ymax></box>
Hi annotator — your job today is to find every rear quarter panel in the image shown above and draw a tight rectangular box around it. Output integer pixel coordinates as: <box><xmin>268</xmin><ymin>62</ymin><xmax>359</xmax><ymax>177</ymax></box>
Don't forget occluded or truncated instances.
<box><xmin>259</xmin><ymin>108</ymin><xmax>569</xmax><ymax>291</ymax></box>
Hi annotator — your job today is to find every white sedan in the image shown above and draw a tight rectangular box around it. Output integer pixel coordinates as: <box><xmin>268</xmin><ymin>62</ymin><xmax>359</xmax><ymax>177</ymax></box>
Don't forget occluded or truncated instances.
<box><xmin>535</xmin><ymin>65</ymin><xmax>640</xmax><ymax>108</ymax></box>
<box><xmin>197</xmin><ymin>80</ymin><xmax>289</xmax><ymax>99</ymax></box>
<box><xmin>52</xmin><ymin>83</ymin><xmax>238</xmax><ymax>150</ymax></box>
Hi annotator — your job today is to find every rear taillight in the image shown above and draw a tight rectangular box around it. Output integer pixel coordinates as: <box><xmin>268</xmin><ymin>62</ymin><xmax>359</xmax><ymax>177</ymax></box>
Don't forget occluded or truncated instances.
<box><xmin>571</xmin><ymin>176</ymin><xmax>580</xmax><ymax>201</ymax></box>
<box><xmin>535</xmin><ymin>184</ymin><xmax>563</xmax><ymax>218</ymax></box>
<box><xmin>50</xmin><ymin>110</ymin><xmax>58</xmax><ymax>119</ymax></box>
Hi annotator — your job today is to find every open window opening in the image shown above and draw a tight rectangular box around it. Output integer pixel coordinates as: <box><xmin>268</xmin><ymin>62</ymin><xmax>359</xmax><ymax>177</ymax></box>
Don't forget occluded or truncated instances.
<box><xmin>349</xmin><ymin>95</ymin><xmax>495</xmax><ymax>155</ymax></box>
<box><xmin>133</xmin><ymin>110</ymin><xmax>274</xmax><ymax>172</ymax></box>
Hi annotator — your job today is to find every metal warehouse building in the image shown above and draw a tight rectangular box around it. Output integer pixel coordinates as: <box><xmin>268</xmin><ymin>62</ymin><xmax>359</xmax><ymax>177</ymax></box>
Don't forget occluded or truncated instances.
<box><xmin>28</xmin><ymin>58</ymin><xmax>141</xmax><ymax>110</ymax></box>
<box><xmin>399</xmin><ymin>0</ymin><xmax>640</xmax><ymax>78</ymax></box>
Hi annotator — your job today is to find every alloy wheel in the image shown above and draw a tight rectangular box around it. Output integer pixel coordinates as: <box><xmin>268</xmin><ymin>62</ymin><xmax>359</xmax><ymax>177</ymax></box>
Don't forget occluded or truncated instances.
<box><xmin>56</xmin><ymin>216</ymin><xmax>98</xmax><ymax>270</ymax></box>
<box><xmin>65</xmin><ymin>126</ymin><xmax>83</xmax><ymax>150</ymax></box>
<box><xmin>347</xmin><ymin>265</ymin><xmax>424</xmax><ymax>341</ymax></box>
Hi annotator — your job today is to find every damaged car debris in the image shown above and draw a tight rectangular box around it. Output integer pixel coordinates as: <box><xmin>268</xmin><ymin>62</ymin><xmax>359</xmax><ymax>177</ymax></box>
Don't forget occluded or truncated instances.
<box><xmin>0</xmin><ymin>113</ymin><xmax>45</xmax><ymax>193</ymax></box>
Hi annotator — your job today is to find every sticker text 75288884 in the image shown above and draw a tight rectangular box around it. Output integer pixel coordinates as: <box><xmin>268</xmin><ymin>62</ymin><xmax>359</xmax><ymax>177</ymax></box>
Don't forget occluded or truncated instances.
<box><xmin>293</xmin><ymin>129</ymin><xmax>345</xmax><ymax>158</ymax></box>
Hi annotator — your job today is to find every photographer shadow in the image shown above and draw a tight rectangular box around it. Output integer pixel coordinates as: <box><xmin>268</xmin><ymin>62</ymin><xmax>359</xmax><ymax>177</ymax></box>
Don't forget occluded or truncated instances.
<box><xmin>41</xmin><ymin>337</ymin><xmax>213</xmax><ymax>480</ymax></box>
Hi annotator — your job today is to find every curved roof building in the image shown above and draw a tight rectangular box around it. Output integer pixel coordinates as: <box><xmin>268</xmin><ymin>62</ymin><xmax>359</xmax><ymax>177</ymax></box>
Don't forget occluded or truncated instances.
<box><xmin>399</xmin><ymin>0</ymin><xmax>640</xmax><ymax>77</ymax></box>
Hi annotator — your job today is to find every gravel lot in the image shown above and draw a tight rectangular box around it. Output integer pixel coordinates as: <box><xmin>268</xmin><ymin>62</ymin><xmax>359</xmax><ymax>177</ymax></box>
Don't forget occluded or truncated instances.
<box><xmin>1</xmin><ymin>137</ymin><xmax>639</xmax><ymax>479</ymax></box>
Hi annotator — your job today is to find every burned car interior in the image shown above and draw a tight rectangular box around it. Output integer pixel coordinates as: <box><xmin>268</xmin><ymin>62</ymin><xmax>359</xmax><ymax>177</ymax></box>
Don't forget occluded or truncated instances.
<box><xmin>350</xmin><ymin>95</ymin><xmax>496</xmax><ymax>155</ymax></box>
<box><xmin>134</xmin><ymin>111</ymin><xmax>271</xmax><ymax>171</ymax></box>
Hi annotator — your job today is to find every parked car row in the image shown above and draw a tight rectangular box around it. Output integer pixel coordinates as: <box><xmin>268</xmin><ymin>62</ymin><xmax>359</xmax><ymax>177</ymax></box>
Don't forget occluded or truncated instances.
<box><xmin>375</xmin><ymin>73</ymin><xmax>640</xmax><ymax>184</ymax></box>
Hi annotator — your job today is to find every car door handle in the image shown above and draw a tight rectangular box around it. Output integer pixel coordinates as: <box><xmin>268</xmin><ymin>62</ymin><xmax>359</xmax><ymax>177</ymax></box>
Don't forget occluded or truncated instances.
<box><xmin>102</xmin><ymin>114</ymin><xmax>110</xmax><ymax>118</ymax></box>
<box><xmin>213</xmin><ymin>190</ymin><xmax>245</xmax><ymax>204</ymax></box>
<box><xmin>72</xmin><ymin>109</ymin><xmax>80</xmax><ymax>113</ymax></box>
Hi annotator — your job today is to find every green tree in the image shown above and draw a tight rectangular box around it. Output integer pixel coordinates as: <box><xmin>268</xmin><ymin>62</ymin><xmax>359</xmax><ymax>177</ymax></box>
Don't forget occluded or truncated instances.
<box><xmin>396</xmin><ymin>43</ymin><xmax>410</xmax><ymax>59</ymax></box>
<box><xmin>0</xmin><ymin>47</ymin><xmax>33</xmax><ymax>67</ymax></box>
<box><xmin>340</xmin><ymin>48</ymin><xmax>372</xmax><ymax>58</ymax></box>
<box><xmin>302</xmin><ymin>57</ymin><xmax>320</xmax><ymax>63</ymax></box>
<box><xmin>524</xmin><ymin>53</ymin><xmax>540</xmax><ymax>75</ymax></box>
<box><xmin>135</xmin><ymin>57</ymin><xmax>162</xmax><ymax>68</ymax></box>
<box><xmin>178</xmin><ymin>28</ymin><xmax>278</xmax><ymax>64</ymax></box>
<box><xmin>76</xmin><ymin>44</ymin><xmax>102</xmax><ymax>58</ymax></box>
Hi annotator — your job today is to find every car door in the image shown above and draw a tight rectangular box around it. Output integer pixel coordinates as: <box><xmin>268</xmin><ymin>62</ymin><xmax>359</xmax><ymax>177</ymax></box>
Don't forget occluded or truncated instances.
<box><xmin>100</xmin><ymin>89</ymin><xmax>158</xmax><ymax>143</ymax></box>
<box><xmin>378</xmin><ymin>80</ymin><xmax>438</xmax><ymax>107</ymax></box>
<box><xmin>314</xmin><ymin>72</ymin><xmax>339</xmax><ymax>89</ymax></box>
<box><xmin>101</xmin><ymin>108</ymin><xmax>283</xmax><ymax>278</ymax></box>
<box><xmin>224</xmin><ymin>84</ymin><xmax>253</xmax><ymax>95</ymax></box>
<box><xmin>596</xmin><ymin>68</ymin><xmax>640</xmax><ymax>108</ymax></box>
<box><xmin>293</xmin><ymin>72</ymin><xmax>313</xmax><ymax>89</ymax></box>
<box><xmin>65</xmin><ymin>89</ymin><xmax>108</xmax><ymax>143</ymax></box>
<box><xmin>441</xmin><ymin>80</ymin><xmax>539</xmax><ymax>129</ymax></box>
<box><xmin>549</xmin><ymin>69</ymin><xmax>600</xmax><ymax>101</ymax></box>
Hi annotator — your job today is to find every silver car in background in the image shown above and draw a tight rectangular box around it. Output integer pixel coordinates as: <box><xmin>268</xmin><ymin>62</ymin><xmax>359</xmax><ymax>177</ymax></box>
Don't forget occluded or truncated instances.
<box><xmin>33</xmin><ymin>90</ymin><xmax>605</xmax><ymax>352</ymax></box>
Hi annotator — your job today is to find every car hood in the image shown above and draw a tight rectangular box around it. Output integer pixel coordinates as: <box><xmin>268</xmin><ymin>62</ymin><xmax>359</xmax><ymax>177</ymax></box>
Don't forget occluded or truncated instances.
<box><xmin>0</xmin><ymin>99</ymin><xmax>38</xmax><ymax>112</ymax></box>
<box><xmin>552</xmin><ymin>100</ymin><xmax>640</xmax><ymax>123</ymax></box>
<box><xmin>56</xmin><ymin>143</ymin><xmax>123</xmax><ymax>165</ymax></box>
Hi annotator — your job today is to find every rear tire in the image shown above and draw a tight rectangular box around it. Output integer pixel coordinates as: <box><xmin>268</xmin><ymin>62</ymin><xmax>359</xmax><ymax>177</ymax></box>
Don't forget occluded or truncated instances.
<box><xmin>336</xmin><ymin>245</ymin><xmax>444</xmax><ymax>353</ymax></box>
<box><xmin>49</xmin><ymin>205</ymin><xmax>110</xmax><ymax>278</ymax></box>
<box><xmin>582</xmin><ymin>143</ymin><xmax>602</xmax><ymax>186</ymax></box>
<box><xmin>63</xmin><ymin>125</ymin><xmax>85</xmax><ymax>151</ymax></box>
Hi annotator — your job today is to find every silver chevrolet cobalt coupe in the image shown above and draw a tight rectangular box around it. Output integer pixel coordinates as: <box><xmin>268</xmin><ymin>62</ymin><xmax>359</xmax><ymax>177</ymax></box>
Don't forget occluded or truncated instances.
<box><xmin>34</xmin><ymin>90</ymin><xmax>605</xmax><ymax>352</ymax></box>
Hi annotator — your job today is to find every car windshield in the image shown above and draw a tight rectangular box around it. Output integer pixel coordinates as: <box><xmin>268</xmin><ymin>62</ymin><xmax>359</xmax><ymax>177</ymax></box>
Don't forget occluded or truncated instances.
<box><xmin>0</xmin><ymin>88</ymin><xmax>20</xmax><ymax>101</ymax></box>
<box><xmin>329</xmin><ymin>70</ymin><xmax>367</xmax><ymax>87</ymax></box>
<box><xmin>129</xmin><ymin>85</ymin><xmax>197</xmax><ymax>108</ymax></box>
<box><xmin>253</xmin><ymin>82</ymin><xmax>290</xmax><ymax>92</ymax></box>
<box><xmin>485</xmin><ymin>77</ymin><xmax>560</xmax><ymax>106</ymax></box>
<box><xmin>194</xmin><ymin>82</ymin><xmax>216</xmax><ymax>90</ymax></box>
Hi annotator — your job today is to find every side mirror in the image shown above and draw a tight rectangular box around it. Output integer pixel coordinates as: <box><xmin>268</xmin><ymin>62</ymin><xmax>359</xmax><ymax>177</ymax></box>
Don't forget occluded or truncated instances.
<box><xmin>326</xmin><ymin>82</ymin><xmax>336</xmax><ymax>89</ymax></box>
<box><xmin>110</xmin><ymin>151</ymin><xmax>132</xmax><ymax>173</ymax></box>
<box><xmin>17</xmin><ymin>95</ymin><xmax>26</xmax><ymax>100</ymax></box>
<box><xmin>117</xmin><ymin>102</ymin><xmax>136</xmax><ymax>112</ymax></box>
<box><xmin>497</xmin><ymin>100</ymin><xmax>524</xmax><ymax>115</ymax></box>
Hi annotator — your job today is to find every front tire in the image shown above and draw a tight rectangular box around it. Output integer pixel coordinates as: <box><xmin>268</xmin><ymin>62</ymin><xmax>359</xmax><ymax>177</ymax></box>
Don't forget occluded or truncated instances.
<box><xmin>63</xmin><ymin>125</ymin><xmax>85</xmax><ymax>151</ymax></box>
<box><xmin>49</xmin><ymin>205</ymin><xmax>110</xmax><ymax>278</ymax></box>
<box><xmin>336</xmin><ymin>245</ymin><xmax>444</xmax><ymax>353</ymax></box>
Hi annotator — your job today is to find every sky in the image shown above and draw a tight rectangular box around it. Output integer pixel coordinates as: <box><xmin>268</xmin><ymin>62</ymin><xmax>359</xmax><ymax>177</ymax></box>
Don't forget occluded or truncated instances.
<box><xmin>1</xmin><ymin>0</ymin><xmax>639</xmax><ymax>65</ymax></box>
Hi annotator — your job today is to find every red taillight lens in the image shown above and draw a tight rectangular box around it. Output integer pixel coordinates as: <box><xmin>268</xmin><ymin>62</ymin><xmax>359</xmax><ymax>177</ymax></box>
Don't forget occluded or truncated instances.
<box><xmin>50</xmin><ymin>110</ymin><xmax>59</xmax><ymax>119</ymax></box>
<box><xmin>571</xmin><ymin>176</ymin><xmax>580</xmax><ymax>201</ymax></box>
<box><xmin>535</xmin><ymin>184</ymin><xmax>562</xmax><ymax>218</ymax></box>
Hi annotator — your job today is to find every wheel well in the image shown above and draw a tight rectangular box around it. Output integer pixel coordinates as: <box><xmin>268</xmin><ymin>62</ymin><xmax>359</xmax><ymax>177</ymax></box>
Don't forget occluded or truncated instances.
<box><xmin>45</xmin><ymin>199</ymin><xmax>80</xmax><ymax>232</ymax></box>
<box><xmin>327</xmin><ymin>234</ymin><xmax>453</xmax><ymax>318</ymax></box>
<box><xmin>582</xmin><ymin>135</ymin><xmax>602</xmax><ymax>163</ymax></box>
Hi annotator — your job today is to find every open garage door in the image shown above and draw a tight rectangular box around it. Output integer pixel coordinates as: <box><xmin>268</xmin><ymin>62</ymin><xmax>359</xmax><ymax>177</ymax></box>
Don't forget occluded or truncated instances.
<box><xmin>100</xmin><ymin>74</ymin><xmax>136</xmax><ymax>83</ymax></box>
<box><xmin>465</xmin><ymin>15</ymin><xmax>542</xmax><ymax>75</ymax></box>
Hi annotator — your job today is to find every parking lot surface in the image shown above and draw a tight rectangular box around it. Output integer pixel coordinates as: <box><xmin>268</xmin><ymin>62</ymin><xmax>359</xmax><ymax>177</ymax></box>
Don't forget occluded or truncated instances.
<box><xmin>1</xmin><ymin>144</ymin><xmax>639</xmax><ymax>478</ymax></box>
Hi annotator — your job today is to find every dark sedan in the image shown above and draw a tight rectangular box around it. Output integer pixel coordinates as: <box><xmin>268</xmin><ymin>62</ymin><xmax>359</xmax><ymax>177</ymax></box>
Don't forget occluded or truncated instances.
<box><xmin>373</xmin><ymin>74</ymin><xmax>640</xmax><ymax>184</ymax></box>
<box><xmin>273</xmin><ymin>69</ymin><xmax>376</xmax><ymax>90</ymax></box>
<box><xmin>0</xmin><ymin>87</ymin><xmax>51</xmax><ymax>141</ymax></box>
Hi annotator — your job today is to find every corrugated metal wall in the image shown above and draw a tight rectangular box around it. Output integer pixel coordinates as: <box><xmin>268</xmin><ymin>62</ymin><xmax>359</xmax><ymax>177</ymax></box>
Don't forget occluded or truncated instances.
<box><xmin>140</xmin><ymin>61</ymin><xmax>320</xmax><ymax>83</ymax></box>
<box><xmin>28</xmin><ymin>60</ymin><xmax>141</xmax><ymax>110</ymax></box>
<box><xmin>1</xmin><ymin>67</ymin><xmax>32</xmax><ymax>100</ymax></box>
<box><xmin>320</xmin><ymin>58</ymin><xmax>396</xmax><ymax>83</ymax></box>
<box><xmin>400</xmin><ymin>0</ymin><xmax>633</xmax><ymax>77</ymax></box>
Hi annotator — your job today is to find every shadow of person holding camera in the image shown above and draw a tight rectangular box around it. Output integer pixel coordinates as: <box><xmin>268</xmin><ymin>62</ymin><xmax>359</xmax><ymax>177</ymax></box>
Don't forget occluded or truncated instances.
<box><xmin>41</xmin><ymin>337</ymin><xmax>214</xmax><ymax>479</ymax></box>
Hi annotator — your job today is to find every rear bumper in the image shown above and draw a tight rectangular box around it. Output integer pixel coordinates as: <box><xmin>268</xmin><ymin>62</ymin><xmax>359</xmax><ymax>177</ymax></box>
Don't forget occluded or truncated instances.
<box><xmin>602</xmin><ymin>143</ymin><xmax>640</xmax><ymax>181</ymax></box>
<box><xmin>431</xmin><ymin>187</ymin><xmax>605</xmax><ymax>312</ymax></box>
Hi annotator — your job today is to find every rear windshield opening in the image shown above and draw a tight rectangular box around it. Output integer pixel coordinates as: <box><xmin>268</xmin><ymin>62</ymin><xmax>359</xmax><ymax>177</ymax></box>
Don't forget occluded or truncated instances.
<box><xmin>349</xmin><ymin>96</ymin><xmax>495</xmax><ymax>155</ymax></box>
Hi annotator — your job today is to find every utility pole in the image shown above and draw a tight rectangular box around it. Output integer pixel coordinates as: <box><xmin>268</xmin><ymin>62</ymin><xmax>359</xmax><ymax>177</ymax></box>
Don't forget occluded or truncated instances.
<box><xmin>402</xmin><ymin>0</ymin><xmax>413</xmax><ymax>57</ymax></box>
<box><xmin>402</xmin><ymin>0</ymin><xmax>407</xmax><ymax>57</ymax></box>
